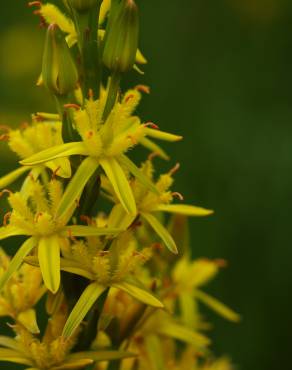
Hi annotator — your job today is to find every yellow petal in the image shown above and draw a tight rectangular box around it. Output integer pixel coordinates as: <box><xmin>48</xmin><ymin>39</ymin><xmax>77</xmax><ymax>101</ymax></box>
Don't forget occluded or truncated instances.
<box><xmin>17</xmin><ymin>309</ymin><xmax>40</xmax><ymax>334</ymax></box>
<box><xmin>38</xmin><ymin>235</ymin><xmax>61</xmax><ymax>293</ymax></box>
<box><xmin>144</xmin><ymin>128</ymin><xmax>183</xmax><ymax>142</ymax></box>
<box><xmin>100</xmin><ymin>157</ymin><xmax>136</xmax><ymax>215</ymax></box>
<box><xmin>156</xmin><ymin>204</ymin><xmax>214</xmax><ymax>217</ymax></box>
<box><xmin>0</xmin><ymin>166</ymin><xmax>30</xmax><ymax>189</ymax></box>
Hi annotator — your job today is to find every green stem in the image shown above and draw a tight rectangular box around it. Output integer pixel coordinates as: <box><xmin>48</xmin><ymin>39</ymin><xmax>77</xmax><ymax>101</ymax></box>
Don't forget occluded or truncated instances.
<box><xmin>102</xmin><ymin>71</ymin><xmax>121</xmax><ymax>121</ymax></box>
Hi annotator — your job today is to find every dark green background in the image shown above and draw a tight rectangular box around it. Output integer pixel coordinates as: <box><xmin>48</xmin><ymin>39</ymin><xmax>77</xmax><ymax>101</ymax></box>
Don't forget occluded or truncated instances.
<box><xmin>1</xmin><ymin>1</ymin><xmax>291</xmax><ymax>369</ymax></box>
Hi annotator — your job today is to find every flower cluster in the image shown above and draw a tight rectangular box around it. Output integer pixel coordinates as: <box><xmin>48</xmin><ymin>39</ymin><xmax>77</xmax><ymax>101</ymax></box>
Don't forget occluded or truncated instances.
<box><xmin>0</xmin><ymin>1</ymin><xmax>239</xmax><ymax>369</ymax></box>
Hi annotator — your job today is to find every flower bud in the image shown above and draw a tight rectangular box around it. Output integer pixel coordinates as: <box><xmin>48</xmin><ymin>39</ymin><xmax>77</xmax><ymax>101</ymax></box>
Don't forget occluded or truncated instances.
<box><xmin>103</xmin><ymin>0</ymin><xmax>139</xmax><ymax>73</ymax></box>
<box><xmin>42</xmin><ymin>24</ymin><xmax>78</xmax><ymax>96</ymax></box>
<box><xmin>66</xmin><ymin>0</ymin><xmax>98</xmax><ymax>12</ymax></box>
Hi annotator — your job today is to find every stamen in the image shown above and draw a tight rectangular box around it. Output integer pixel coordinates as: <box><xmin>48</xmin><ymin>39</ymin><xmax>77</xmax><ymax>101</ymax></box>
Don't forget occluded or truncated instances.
<box><xmin>35</xmin><ymin>212</ymin><xmax>43</xmax><ymax>222</ymax></box>
<box><xmin>80</xmin><ymin>215</ymin><xmax>92</xmax><ymax>225</ymax></box>
<box><xmin>134</xmin><ymin>84</ymin><xmax>150</xmax><ymax>94</ymax></box>
<box><xmin>20</xmin><ymin>122</ymin><xmax>29</xmax><ymax>129</ymax></box>
<box><xmin>87</xmin><ymin>130</ymin><xmax>94</xmax><ymax>139</ymax></box>
<box><xmin>172</xmin><ymin>192</ymin><xmax>184</xmax><ymax>201</ymax></box>
<box><xmin>52</xmin><ymin>166</ymin><xmax>61</xmax><ymax>180</ymax></box>
<box><xmin>148</xmin><ymin>152</ymin><xmax>159</xmax><ymax>161</ymax></box>
<box><xmin>0</xmin><ymin>125</ymin><xmax>11</xmax><ymax>132</ymax></box>
<box><xmin>215</xmin><ymin>258</ymin><xmax>228</xmax><ymax>268</ymax></box>
<box><xmin>67</xmin><ymin>228</ymin><xmax>77</xmax><ymax>242</ymax></box>
<box><xmin>63</xmin><ymin>103</ymin><xmax>81</xmax><ymax>111</ymax></box>
<box><xmin>88</xmin><ymin>89</ymin><xmax>94</xmax><ymax>100</ymax></box>
<box><xmin>143</xmin><ymin>122</ymin><xmax>159</xmax><ymax>129</ymax></box>
<box><xmin>3</xmin><ymin>212</ymin><xmax>11</xmax><ymax>226</ymax></box>
<box><xmin>125</xmin><ymin>94</ymin><xmax>134</xmax><ymax>103</ymax></box>
<box><xmin>0</xmin><ymin>134</ymin><xmax>9</xmax><ymax>141</ymax></box>
<box><xmin>127</xmin><ymin>135</ymin><xmax>138</xmax><ymax>145</ymax></box>
<box><xmin>0</xmin><ymin>189</ymin><xmax>12</xmax><ymax>198</ymax></box>
<box><xmin>169</xmin><ymin>163</ymin><xmax>180</xmax><ymax>175</ymax></box>
<box><xmin>98</xmin><ymin>251</ymin><xmax>109</xmax><ymax>257</ymax></box>
<box><xmin>28</xmin><ymin>1</ymin><xmax>42</xmax><ymax>7</ymax></box>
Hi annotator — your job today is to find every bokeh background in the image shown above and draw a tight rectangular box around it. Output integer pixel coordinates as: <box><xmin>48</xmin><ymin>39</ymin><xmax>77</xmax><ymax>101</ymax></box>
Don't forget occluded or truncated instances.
<box><xmin>1</xmin><ymin>0</ymin><xmax>292</xmax><ymax>369</ymax></box>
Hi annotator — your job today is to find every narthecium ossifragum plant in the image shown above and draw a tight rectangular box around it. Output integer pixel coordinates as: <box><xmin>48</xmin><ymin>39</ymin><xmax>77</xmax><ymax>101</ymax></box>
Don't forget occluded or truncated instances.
<box><xmin>0</xmin><ymin>1</ymin><xmax>240</xmax><ymax>369</ymax></box>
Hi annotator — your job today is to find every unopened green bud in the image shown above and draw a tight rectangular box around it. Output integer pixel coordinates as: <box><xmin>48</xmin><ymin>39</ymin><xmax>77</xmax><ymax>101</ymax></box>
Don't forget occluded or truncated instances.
<box><xmin>42</xmin><ymin>24</ymin><xmax>78</xmax><ymax>96</ymax></box>
<box><xmin>103</xmin><ymin>0</ymin><xmax>139</xmax><ymax>73</ymax></box>
<box><xmin>66</xmin><ymin>0</ymin><xmax>98</xmax><ymax>12</ymax></box>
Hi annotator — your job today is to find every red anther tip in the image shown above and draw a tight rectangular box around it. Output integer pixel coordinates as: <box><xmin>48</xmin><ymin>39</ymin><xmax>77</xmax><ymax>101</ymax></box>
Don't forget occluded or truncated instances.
<box><xmin>125</xmin><ymin>94</ymin><xmax>134</xmax><ymax>103</ymax></box>
<box><xmin>52</xmin><ymin>166</ymin><xmax>61</xmax><ymax>180</ymax></box>
<box><xmin>0</xmin><ymin>134</ymin><xmax>9</xmax><ymax>141</ymax></box>
<box><xmin>63</xmin><ymin>103</ymin><xmax>80</xmax><ymax>110</ymax></box>
<box><xmin>169</xmin><ymin>163</ymin><xmax>180</xmax><ymax>175</ymax></box>
<box><xmin>148</xmin><ymin>152</ymin><xmax>159</xmax><ymax>161</ymax></box>
<box><xmin>28</xmin><ymin>1</ymin><xmax>42</xmax><ymax>7</ymax></box>
<box><xmin>172</xmin><ymin>192</ymin><xmax>184</xmax><ymax>201</ymax></box>
<box><xmin>0</xmin><ymin>125</ymin><xmax>11</xmax><ymax>132</ymax></box>
<box><xmin>80</xmin><ymin>215</ymin><xmax>92</xmax><ymax>225</ymax></box>
<box><xmin>87</xmin><ymin>130</ymin><xmax>94</xmax><ymax>139</ymax></box>
<box><xmin>3</xmin><ymin>212</ymin><xmax>11</xmax><ymax>226</ymax></box>
<box><xmin>0</xmin><ymin>189</ymin><xmax>12</xmax><ymax>197</ymax></box>
<box><xmin>127</xmin><ymin>135</ymin><xmax>137</xmax><ymax>145</ymax></box>
<box><xmin>67</xmin><ymin>228</ymin><xmax>77</xmax><ymax>242</ymax></box>
<box><xmin>134</xmin><ymin>84</ymin><xmax>150</xmax><ymax>94</ymax></box>
<box><xmin>88</xmin><ymin>89</ymin><xmax>94</xmax><ymax>99</ymax></box>
<box><xmin>215</xmin><ymin>258</ymin><xmax>228</xmax><ymax>268</ymax></box>
<box><xmin>144</xmin><ymin>122</ymin><xmax>159</xmax><ymax>129</ymax></box>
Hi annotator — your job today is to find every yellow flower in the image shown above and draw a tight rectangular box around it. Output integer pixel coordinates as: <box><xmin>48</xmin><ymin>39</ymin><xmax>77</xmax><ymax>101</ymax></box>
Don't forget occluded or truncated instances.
<box><xmin>106</xmin><ymin>159</ymin><xmax>213</xmax><ymax>254</ymax></box>
<box><xmin>60</xmin><ymin>231</ymin><xmax>163</xmax><ymax>339</ymax></box>
<box><xmin>20</xmin><ymin>88</ymin><xmax>182</xmax><ymax>218</ymax></box>
<box><xmin>0</xmin><ymin>249</ymin><xmax>45</xmax><ymax>333</ymax></box>
<box><xmin>0</xmin><ymin>305</ymin><xmax>133</xmax><ymax>370</ymax></box>
<box><xmin>0</xmin><ymin>118</ymin><xmax>71</xmax><ymax>190</ymax></box>
<box><xmin>0</xmin><ymin>179</ymin><xmax>121</xmax><ymax>294</ymax></box>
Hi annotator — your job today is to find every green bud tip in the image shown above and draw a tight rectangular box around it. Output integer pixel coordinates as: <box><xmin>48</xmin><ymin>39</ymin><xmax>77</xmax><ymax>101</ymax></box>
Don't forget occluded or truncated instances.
<box><xmin>42</xmin><ymin>23</ymin><xmax>79</xmax><ymax>96</ymax></box>
<box><xmin>66</xmin><ymin>0</ymin><xmax>99</xmax><ymax>12</ymax></box>
<box><xmin>103</xmin><ymin>0</ymin><xmax>139</xmax><ymax>73</ymax></box>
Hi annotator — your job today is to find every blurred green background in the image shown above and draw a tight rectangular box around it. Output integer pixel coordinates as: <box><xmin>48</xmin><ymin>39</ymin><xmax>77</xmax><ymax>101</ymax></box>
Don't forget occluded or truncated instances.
<box><xmin>1</xmin><ymin>0</ymin><xmax>291</xmax><ymax>369</ymax></box>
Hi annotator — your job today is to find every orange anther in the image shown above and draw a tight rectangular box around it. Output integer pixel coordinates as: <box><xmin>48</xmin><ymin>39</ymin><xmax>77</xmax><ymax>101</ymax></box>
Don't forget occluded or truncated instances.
<box><xmin>144</xmin><ymin>122</ymin><xmax>159</xmax><ymax>129</ymax></box>
<box><xmin>88</xmin><ymin>89</ymin><xmax>94</xmax><ymax>99</ymax></box>
<box><xmin>172</xmin><ymin>192</ymin><xmax>184</xmax><ymax>201</ymax></box>
<box><xmin>3</xmin><ymin>212</ymin><xmax>11</xmax><ymax>226</ymax></box>
<box><xmin>0</xmin><ymin>189</ymin><xmax>12</xmax><ymax>197</ymax></box>
<box><xmin>67</xmin><ymin>228</ymin><xmax>77</xmax><ymax>242</ymax></box>
<box><xmin>134</xmin><ymin>85</ymin><xmax>150</xmax><ymax>94</ymax></box>
<box><xmin>125</xmin><ymin>94</ymin><xmax>134</xmax><ymax>103</ymax></box>
<box><xmin>169</xmin><ymin>163</ymin><xmax>180</xmax><ymax>175</ymax></box>
<box><xmin>63</xmin><ymin>103</ymin><xmax>81</xmax><ymax>110</ymax></box>
<box><xmin>148</xmin><ymin>152</ymin><xmax>159</xmax><ymax>161</ymax></box>
<box><xmin>28</xmin><ymin>1</ymin><xmax>42</xmax><ymax>7</ymax></box>
<box><xmin>52</xmin><ymin>166</ymin><xmax>61</xmax><ymax>180</ymax></box>
<box><xmin>0</xmin><ymin>125</ymin><xmax>10</xmax><ymax>132</ymax></box>
<box><xmin>80</xmin><ymin>215</ymin><xmax>92</xmax><ymax>225</ymax></box>
<box><xmin>0</xmin><ymin>134</ymin><xmax>9</xmax><ymax>141</ymax></box>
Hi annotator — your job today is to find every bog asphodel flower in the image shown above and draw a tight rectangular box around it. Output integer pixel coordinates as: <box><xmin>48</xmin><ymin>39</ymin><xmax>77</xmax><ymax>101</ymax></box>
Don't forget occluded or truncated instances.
<box><xmin>0</xmin><ymin>178</ymin><xmax>121</xmax><ymax>294</ymax></box>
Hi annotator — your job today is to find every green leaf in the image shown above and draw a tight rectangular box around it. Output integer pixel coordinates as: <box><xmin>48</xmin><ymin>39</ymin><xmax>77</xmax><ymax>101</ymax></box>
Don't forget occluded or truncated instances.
<box><xmin>157</xmin><ymin>322</ymin><xmax>210</xmax><ymax>348</ymax></box>
<box><xmin>68</xmin><ymin>350</ymin><xmax>136</xmax><ymax>362</ymax></box>
<box><xmin>141</xmin><ymin>212</ymin><xmax>178</xmax><ymax>254</ymax></box>
<box><xmin>195</xmin><ymin>290</ymin><xmax>241</xmax><ymax>322</ymax></box>
<box><xmin>0</xmin><ymin>237</ymin><xmax>36</xmax><ymax>292</ymax></box>
<box><xmin>62</xmin><ymin>283</ymin><xmax>106</xmax><ymax>338</ymax></box>
<box><xmin>144</xmin><ymin>128</ymin><xmax>183</xmax><ymax>142</ymax></box>
<box><xmin>156</xmin><ymin>204</ymin><xmax>214</xmax><ymax>217</ymax></box>
<box><xmin>119</xmin><ymin>154</ymin><xmax>159</xmax><ymax>194</ymax></box>
<box><xmin>0</xmin><ymin>226</ymin><xmax>28</xmax><ymax>241</ymax></box>
<box><xmin>0</xmin><ymin>166</ymin><xmax>30</xmax><ymax>189</ymax></box>
<box><xmin>112</xmin><ymin>279</ymin><xmax>164</xmax><ymax>308</ymax></box>
<box><xmin>64</xmin><ymin>225</ymin><xmax>122</xmax><ymax>237</ymax></box>
<box><xmin>20</xmin><ymin>142</ymin><xmax>88</xmax><ymax>166</ymax></box>
<box><xmin>100</xmin><ymin>157</ymin><xmax>136</xmax><ymax>215</ymax></box>
<box><xmin>56</xmin><ymin>157</ymin><xmax>99</xmax><ymax>222</ymax></box>
<box><xmin>139</xmin><ymin>137</ymin><xmax>169</xmax><ymax>160</ymax></box>
<box><xmin>0</xmin><ymin>349</ymin><xmax>32</xmax><ymax>366</ymax></box>
<box><xmin>38</xmin><ymin>235</ymin><xmax>61</xmax><ymax>293</ymax></box>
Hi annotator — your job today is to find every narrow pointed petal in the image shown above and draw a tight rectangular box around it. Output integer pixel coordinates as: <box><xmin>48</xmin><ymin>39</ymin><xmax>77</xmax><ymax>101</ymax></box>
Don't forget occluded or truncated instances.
<box><xmin>0</xmin><ymin>349</ymin><xmax>32</xmax><ymax>366</ymax></box>
<box><xmin>157</xmin><ymin>322</ymin><xmax>210</xmax><ymax>348</ymax></box>
<box><xmin>144</xmin><ymin>128</ymin><xmax>183</xmax><ymax>142</ymax></box>
<box><xmin>119</xmin><ymin>155</ymin><xmax>159</xmax><ymax>195</ymax></box>
<box><xmin>141</xmin><ymin>212</ymin><xmax>178</xmax><ymax>254</ymax></box>
<box><xmin>17</xmin><ymin>309</ymin><xmax>40</xmax><ymax>334</ymax></box>
<box><xmin>0</xmin><ymin>237</ymin><xmax>36</xmax><ymax>291</ymax></box>
<box><xmin>20</xmin><ymin>142</ymin><xmax>88</xmax><ymax>166</ymax></box>
<box><xmin>56</xmin><ymin>157</ymin><xmax>99</xmax><ymax>223</ymax></box>
<box><xmin>0</xmin><ymin>226</ymin><xmax>28</xmax><ymax>241</ymax></box>
<box><xmin>108</xmin><ymin>203</ymin><xmax>136</xmax><ymax>230</ymax></box>
<box><xmin>0</xmin><ymin>336</ymin><xmax>21</xmax><ymax>351</ymax></box>
<box><xmin>64</xmin><ymin>225</ymin><xmax>122</xmax><ymax>237</ymax></box>
<box><xmin>62</xmin><ymin>283</ymin><xmax>106</xmax><ymax>338</ymax></box>
<box><xmin>100</xmin><ymin>157</ymin><xmax>136</xmax><ymax>215</ymax></box>
<box><xmin>139</xmin><ymin>137</ymin><xmax>169</xmax><ymax>160</ymax></box>
<box><xmin>68</xmin><ymin>350</ymin><xmax>136</xmax><ymax>362</ymax></box>
<box><xmin>0</xmin><ymin>167</ymin><xmax>30</xmax><ymax>189</ymax></box>
<box><xmin>38</xmin><ymin>235</ymin><xmax>61</xmax><ymax>293</ymax></box>
<box><xmin>156</xmin><ymin>204</ymin><xmax>214</xmax><ymax>217</ymax></box>
<box><xmin>60</xmin><ymin>258</ymin><xmax>95</xmax><ymax>280</ymax></box>
<box><xmin>195</xmin><ymin>290</ymin><xmax>241</xmax><ymax>322</ymax></box>
<box><xmin>112</xmin><ymin>279</ymin><xmax>164</xmax><ymax>308</ymax></box>
<box><xmin>51</xmin><ymin>359</ymin><xmax>93</xmax><ymax>370</ymax></box>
